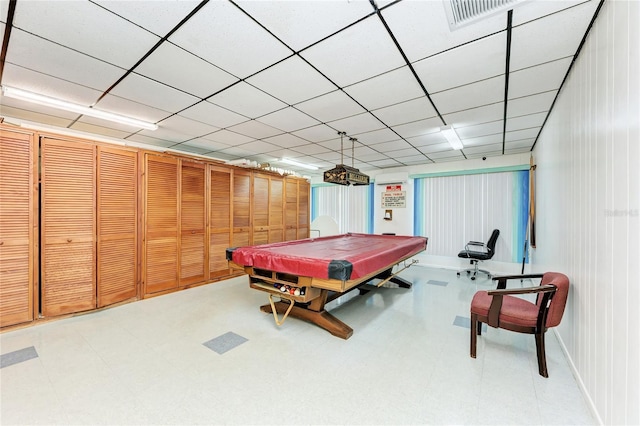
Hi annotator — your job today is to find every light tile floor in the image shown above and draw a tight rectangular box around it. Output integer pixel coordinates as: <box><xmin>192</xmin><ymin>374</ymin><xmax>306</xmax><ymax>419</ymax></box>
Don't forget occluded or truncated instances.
<box><xmin>0</xmin><ymin>266</ymin><xmax>596</xmax><ymax>425</ymax></box>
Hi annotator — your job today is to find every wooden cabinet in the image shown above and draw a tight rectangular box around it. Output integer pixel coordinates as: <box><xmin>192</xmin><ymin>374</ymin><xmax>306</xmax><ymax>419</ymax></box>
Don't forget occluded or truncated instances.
<box><xmin>41</xmin><ymin>137</ymin><xmax>96</xmax><ymax>316</ymax></box>
<box><xmin>97</xmin><ymin>147</ymin><xmax>138</xmax><ymax>307</ymax></box>
<box><xmin>253</xmin><ymin>173</ymin><xmax>284</xmax><ymax>244</ymax></box>
<box><xmin>180</xmin><ymin>161</ymin><xmax>206</xmax><ymax>286</ymax></box>
<box><xmin>0</xmin><ymin>128</ymin><xmax>36</xmax><ymax>327</ymax></box>
<box><xmin>209</xmin><ymin>165</ymin><xmax>232</xmax><ymax>279</ymax></box>
<box><xmin>144</xmin><ymin>154</ymin><xmax>179</xmax><ymax>294</ymax></box>
<box><xmin>284</xmin><ymin>177</ymin><xmax>310</xmax><ymax>241</ymax></box>
<box><xmin>232</xmin><ymin>170</ymin><xmax>251</xmax><ymax>247</ymax></box>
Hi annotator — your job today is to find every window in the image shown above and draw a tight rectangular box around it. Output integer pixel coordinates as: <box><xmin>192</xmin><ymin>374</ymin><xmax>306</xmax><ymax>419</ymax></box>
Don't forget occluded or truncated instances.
<box><xmin>311</xmin><ymin>183</ymin><xmax>374</xmax><ymax>234</ymax></box>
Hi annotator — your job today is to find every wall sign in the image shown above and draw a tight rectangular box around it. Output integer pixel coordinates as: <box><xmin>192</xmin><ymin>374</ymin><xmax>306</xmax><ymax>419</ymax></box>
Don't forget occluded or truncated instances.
<box><xmin>381</xmin><ymin>191</ymin><xmax>406</xmax><ymax>208</ymax></box>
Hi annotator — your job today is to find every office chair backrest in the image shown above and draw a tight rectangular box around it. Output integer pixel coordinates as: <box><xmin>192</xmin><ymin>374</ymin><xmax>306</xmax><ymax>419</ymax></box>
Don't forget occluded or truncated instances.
<box><xmin>486</xmin><ymin>229</ymin><xmax>500</xmax><ymax>254</ymax></box>
<box><xmin>539</xmin><ymin>272</ymin><xmax>570</xmax><ymax>328</ymax></box>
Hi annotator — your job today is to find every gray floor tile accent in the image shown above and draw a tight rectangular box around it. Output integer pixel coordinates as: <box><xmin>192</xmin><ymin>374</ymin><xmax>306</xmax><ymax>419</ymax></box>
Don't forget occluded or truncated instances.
<box><xmin>427</xmin><ymin>279</ymin><xmax>448</xmax><ymax>286</ymax></box>
<box><xmin>203</xmin><ymin>332</ymin><xmax>248</xmax><ymax>354</ymax></box>
<box><xmin>1</xmin><ymin>346</ymin><xmax>38</xmax><ymax>369</ymax></box>
<box><xmin>454</xmin><ymin>315</ymin><xmax>487</xmax><ymax>332</ymax></box>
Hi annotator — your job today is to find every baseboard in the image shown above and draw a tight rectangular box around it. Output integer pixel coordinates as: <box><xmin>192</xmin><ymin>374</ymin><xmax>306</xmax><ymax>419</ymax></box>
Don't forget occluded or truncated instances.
<box><xmin>552</xmin><ymin>328</ymin><xmax>604</xmax><ymax>425</ymax></box>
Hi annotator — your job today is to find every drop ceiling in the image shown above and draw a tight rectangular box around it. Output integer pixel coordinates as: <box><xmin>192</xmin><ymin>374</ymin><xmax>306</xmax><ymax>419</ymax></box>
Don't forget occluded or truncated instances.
<box><xmin>0</xmin><ymin>0</ymin><xmax>601</xmax><ymax>177</ymax></box>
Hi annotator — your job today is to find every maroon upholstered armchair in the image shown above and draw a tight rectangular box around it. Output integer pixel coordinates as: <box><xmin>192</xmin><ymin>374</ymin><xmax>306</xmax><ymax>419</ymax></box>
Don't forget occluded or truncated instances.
<box><xmin>470</xmin><ymin>272</ymin><xmax>569</xmax><ymax>377</ymax></box>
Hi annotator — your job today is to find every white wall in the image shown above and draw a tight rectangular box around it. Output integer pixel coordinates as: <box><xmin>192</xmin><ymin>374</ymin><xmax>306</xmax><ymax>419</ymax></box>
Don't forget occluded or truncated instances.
<box><xmin>531</xmin><ymin>1</ymin><xmax>639</xmax><ymax>424</ymax></box>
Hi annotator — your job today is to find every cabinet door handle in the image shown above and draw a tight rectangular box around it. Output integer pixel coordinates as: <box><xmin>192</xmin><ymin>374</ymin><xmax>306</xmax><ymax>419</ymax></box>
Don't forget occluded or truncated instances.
<box><xmin>67</xmin><ymin>239</ymin><xmax>72</xmax><ymax>243</ymax></box>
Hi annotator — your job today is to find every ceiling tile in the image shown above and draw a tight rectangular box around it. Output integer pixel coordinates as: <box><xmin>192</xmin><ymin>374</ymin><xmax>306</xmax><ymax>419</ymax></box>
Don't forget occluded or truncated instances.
<box><xmin>343</xmin><ymin>66</ymin><xmax>424</xmax><ymax>111</ymax></box>
<box><xmin>461</xmin><ymin>133</ymin><xmax>503</xmax><ymax>147</ymax></box>
<box><xmin>238</xmin><ymin>140</ymin><xmax>282</xmax><ymax>154</ymax></box>
<box><xmin>178</xmin><ymin>101</ymin><xmax>248</xmax><ymax>129</ymax></box>
<box><xmin>208</xmin><ymin>82</ymin><xmax>287</xmax><ymax>119</ymax></box>
<box><xmin>157</xmin><ymin>115</ymin><xmax>220</xmax><ymax>139</ymax></box>
<box><xmin>126</xmin><ymin>133</ymin><xmax>175</xmax><ymax>148</ymax></box>
<box><xmin>510</xmin><ymin>1</ymin><xmax>599</xmax><ymax>70</ymax></box>
<box><xmin>263</xmin><ymin>133</ymin><xmax>309</xmax><ymax>149</ymax></box>
<box><xmin>370</xmin><ymin>140</ymin><xmax>413</xmax><ymax>153</ymax></box>
<box><xmin>256</xmin><ymin>107</ymin><xmax>320</xmax><ymax>132</ymax></box>
<box><xmin>236</xmin><ymin>0</ymin><xmax>373</xmax><ymax>51</ymax></box>
<box><xmin>75</xmin><ymin>115</ymin><xmax>141</xmax><ymax>135</ymax></box>
<box><xmin>427</xmin><ymin>150</ymin><xmax>466</xmax><ymax>160</ymax></box>
<box><xmin>169</xmin><ymin>143</ymin><xmax>212</xmax><ymax>155</ymax></box>
<box><xmin>368</xmin><ymin>158</ymin><xmax>402</xmax><ymax>168</ymax></box>
<box><xmin>69</xmin><ymin>121</ymin><xmax>134</xmax><ymax>139</ymax></box>
<box><xmin>327</xmin><ymin>112</ymin><xmax>385</xmax><ymax>135</ymax></box>
<box><xmin>507</xmin><ymin>91</ymin><xmax>557</xmax><ymax>117</ymax></box>
<box><xmin>386</xmin><ymin>147</ymin><xmax>422</xmax><ymax>158</ymax></box>
<box><xmin>2</xmin><ymin>63</ymin><xmax>102</xmax><ymax>106</ymax></box>
<box><xmin>291</xmin><ymin>143</ymin><xmax>330</xmax><ymax>155</ymax></box>
<box><xmin>391</xmin><ymin>117</ymin><xmax>443</xmax><ymax>139</ymax></box>
<box><xmin>292</xmin><ymin>124</ymin><xmax>339</xmax><ymax>143</ymax></box>
<box><xmin>135</xmin><ymin>42</ymin><xmax>238</xmax><ymax>98</ymax></box>
<box><xmin>300</xmin><ymin>15</ymin><xmax>406</xmax><ymax>87</ymax></box>
<box><xmin>430</xmin><ymin>75</ymin><xmax>505</xmax><ymax>114</ymax></box>
<box><xmin>511</xmin><ymin>1</ymin><xmax>592</xmax><ymax>25</ymax></box>
<box><xmin>381</xmin><ymin>0</ymin><xmax>507</xmax><ymax>62</ymax></box>
<box><xmin>294</xmin><ymin>90</ymin><xmax>365</xmax><ymax>123</ymax></box>
<box><xmin>506</xmin><ymin>112</ymin><xmax>547</xmax><ymax>131</ymax></box>
<box><xmin>442</xmin><ymin>103</ymin><xmax>504</xmax><ymax>128</ymax></box>
<box><xmin>181</xmin><ymin>137</ymin><xmax>231</xmax><ymax>152</ymax></box>
<box><xmin>463</xmin><ymin>143</ymin><xmax>503</xmax><ymax>155</ymax></box>
<box><xmin>318</xmin><ymin>136</ymin><xmax>363</xmax><ymax>152</ymax></box>
<box><xmin>6</xmin><ymin>29</ymin><xmax>125</xmax><ymax>91</ymax></box>
<box><xmin>353</xmin><ymin>128</ymin><xmax>401</xmax><ymax>145</ymax></box>
<box><xmin>413</xmin><ymin>32</ymin><xmax>507</xmax><ymax>93</ymax></box>
<box><xmin>226</xmin><ymin>120</ymin><xmax>283</xmax><ymax>140</ymax></box>
<box><xmin>455</xmin><ymin>120</ymin><xmax>503</xmax><ymax>139</ymax></box>
<box><xmin>94</xmin><ymin>94</ymin><xmax>171</xmax><ymax>123</ymax></box>
<box><xmin>505</xmin><ymin>128</ymin><xmax>540</xmax><ymax>142</ymax></box>
<box><xmin>13</xmin><ymin>0</ymin><xmax>159</xmax><ymax>69</ymax></box>
<box><xmin>93</xmin><ymin>0</ymin><xmax>201</xmax><ymax>37</ymax></box>
<box><xmin>169</xmin><ymin>1</ymin><xmax>291</xmax><ymax>78</ymax></box>
<box><xmin>509</xmin><ymin>58</ymin><xmax>573</xmax><ymax>99</ymax></box>
<box><xmin>202</xmin><ymin>129</ymin><xmax>254</xmax><ymax>146</ymax></box>
<box><xmin>372</xmin><ymin>97</ymin><xmax>437</xmax><ymax>126</ymax></box>
<box><xmin>420</xmin><ymin>143</ymin><xmax>455</xmax><ymax>154</ymax></box>
<box><xmin>246</xmin><ymin>56</ymin><xmax>336</xmax><ymax>105</ymax></box>
<box><xmin>406</xmin><ymin>132</ymin><xmax>448</xmax><ymax>148</ymax></box>
<box><xmin>109</xmin><ymin>73</ymin><xmax>199</xmax><ymax>113</ymax></box>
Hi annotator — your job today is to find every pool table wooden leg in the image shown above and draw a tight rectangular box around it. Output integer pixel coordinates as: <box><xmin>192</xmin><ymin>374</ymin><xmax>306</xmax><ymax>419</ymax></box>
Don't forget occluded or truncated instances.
<box><xmin>259</xmin><ymin>290</ymin><xmax>354</xmax><ymax>339</ymax></box>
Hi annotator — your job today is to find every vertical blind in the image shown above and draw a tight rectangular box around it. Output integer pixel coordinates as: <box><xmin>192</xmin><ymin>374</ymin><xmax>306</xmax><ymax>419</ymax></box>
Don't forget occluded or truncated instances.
<box><xmin>414</xmin><ymin>170</ymin><xmax>529</xmax><ymax>263</ymax></box>
<box><xmin>311</xmin><ymin>184</ymin><xmax>374</xmax><ymax>234</ymax></box>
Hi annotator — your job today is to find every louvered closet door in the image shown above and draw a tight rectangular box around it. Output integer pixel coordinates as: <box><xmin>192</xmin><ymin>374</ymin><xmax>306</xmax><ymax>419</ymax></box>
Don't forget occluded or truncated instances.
<box><xmin>41</xmin><ymin>138</ymin><xmax>96</xmax><ymax>316</ymax></box>
<box><xmin>145</xmin><ymin>155</ymin><xmax>178</xmax><ymax>294</ymax></box>
<box><xmin>269</xmin><ymin>177</ymin><xmax>283</xmax><ymax>243</ymax></box>
<box><xmin>180</xmin><ymin>161</ymin><xmax>206</xmax><ymax>286</ymax></box>
<box><xmin>252</xmin><ymin>174</ymin><xmax>269</xmax><ymax>245</ymax></box>
<box><xmin>0</xmin><ymin>128</ymin><xmax>35</xmax><ymax>327</ymax></box>
<box><xmin>97</xmin><ymin>147</ymin><xmax>137</xmax><ymax>307</ymax></box>
<box><xmin>209</xmin><ymin>166</ymin><xmax>232</xmax><ymax>278</ymax></box>
<box><xmin>284</xmin><ymin>179</ymin><xmax>298</xmax><ymax>241</ymax></box>
<box><xmin>298</xmin><ymin>181</ymin><xmax>310</xmax><ymax>239</ymax></box>
<box><xmin>232</xmin><ymin>170</ymin><xmax>251</xmax><ymax>247</ymax></box>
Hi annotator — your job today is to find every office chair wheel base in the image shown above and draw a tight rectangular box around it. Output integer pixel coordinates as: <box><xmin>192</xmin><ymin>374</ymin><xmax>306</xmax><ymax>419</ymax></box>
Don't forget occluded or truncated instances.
<box><xmin>471</xmin><ymin>277</ymin><xmax>476</xmax><ymax>281</ymax></box>
<box><xmin>456</xmin><ymin>272</ymin><xmax>460</xmax><ymax>277</ymax></box>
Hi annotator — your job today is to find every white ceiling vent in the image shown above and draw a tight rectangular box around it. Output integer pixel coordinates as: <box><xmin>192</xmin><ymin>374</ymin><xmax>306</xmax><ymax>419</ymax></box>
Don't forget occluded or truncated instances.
<box><xmin>443</xmin><ymin>0</ymin><xmax>528</xmax><ymax>30</ymax></box>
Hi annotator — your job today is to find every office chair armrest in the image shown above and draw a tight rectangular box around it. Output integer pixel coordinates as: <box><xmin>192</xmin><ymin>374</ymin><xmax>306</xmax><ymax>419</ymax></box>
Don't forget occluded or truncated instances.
<box><xmin>467</xmin><ymin>241</ymin><xmax>484</xmax><ymax>246</ymax></box>
<box><xmin>486</xmin><ymin>284</ymin><xmax>557</xmax><ymax>327</ymax></box>
<box><xmin>492</xmin><ymin>273</ymin><xmax>545</xmax><ymax>289</ymax></box>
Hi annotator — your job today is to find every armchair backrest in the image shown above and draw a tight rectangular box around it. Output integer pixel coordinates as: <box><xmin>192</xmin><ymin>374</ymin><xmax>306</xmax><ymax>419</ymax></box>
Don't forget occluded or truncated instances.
<box><xmin>540</xmin><ymin>272</ymin><xmax>570</xmax><ymax>328</ymax></box>
<box><xmin>486</xmin><ymin>229</ymin><xmax>500</xmax><ymax>254</ymax></box>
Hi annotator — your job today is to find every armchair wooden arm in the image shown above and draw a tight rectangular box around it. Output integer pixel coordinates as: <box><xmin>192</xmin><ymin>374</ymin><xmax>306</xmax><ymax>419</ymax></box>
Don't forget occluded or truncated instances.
<box><xmin>486</xmin><ymin>284</ymin><xmax>557</xmax><ymax>327</ymax></box>
<box><xmin>492</xmin><ymin>273</ymin><xmax>544</xmax><ymax>289</ymax></box>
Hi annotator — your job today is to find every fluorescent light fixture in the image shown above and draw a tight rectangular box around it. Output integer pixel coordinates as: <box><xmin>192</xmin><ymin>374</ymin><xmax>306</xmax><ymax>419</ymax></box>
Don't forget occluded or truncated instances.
<box><xmin>279</xmin><ymin>158</ymin><xmax>318</xmax><ymax>170</ymax></box>
<box><xmin>1</xmin><ymin>86</ymin><xmax>158</xmax><ymax>130</ymax></box>
<box><xmin>441</xmin><ymin>125</ymin><xmax>463</xmax><ymax>150</ymax></box>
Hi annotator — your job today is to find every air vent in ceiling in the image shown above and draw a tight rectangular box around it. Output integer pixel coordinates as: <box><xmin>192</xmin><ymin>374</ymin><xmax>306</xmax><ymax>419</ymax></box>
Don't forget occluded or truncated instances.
<box><xmin>443</xmin><ymin>0</ymin><xmax>528</xmax><ymax>30</ymax></box>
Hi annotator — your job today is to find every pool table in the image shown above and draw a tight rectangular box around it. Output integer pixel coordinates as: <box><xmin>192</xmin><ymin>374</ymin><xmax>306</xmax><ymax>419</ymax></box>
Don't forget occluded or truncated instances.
<box><xmin>227</xmin><ymin>233</ymin><xmax>428</xmax><ymax>339</ymax></box>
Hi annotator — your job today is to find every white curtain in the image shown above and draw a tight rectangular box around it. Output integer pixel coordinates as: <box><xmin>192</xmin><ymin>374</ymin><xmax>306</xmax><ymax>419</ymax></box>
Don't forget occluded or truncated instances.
<box><xmin>311</xmin><ymin>184</ymin><xmax>372</xmax><ymax>234</ymax></box>
<box><xmin>415</xmin><ymin>171</ymin><xmax>528</xmax><ymax>263</ymax></box>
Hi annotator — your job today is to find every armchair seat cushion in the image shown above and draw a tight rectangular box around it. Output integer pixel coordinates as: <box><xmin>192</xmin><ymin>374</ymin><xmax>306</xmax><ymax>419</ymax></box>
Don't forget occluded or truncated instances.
<box><xmin>471</xmin><ymin>291</ymin><xmax>539</xmax><ymax>327</ymax></box>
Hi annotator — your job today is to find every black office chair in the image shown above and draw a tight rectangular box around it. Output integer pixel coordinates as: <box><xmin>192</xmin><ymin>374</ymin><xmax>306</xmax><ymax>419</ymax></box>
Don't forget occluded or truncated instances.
<box><xmin>457</xmin><ymin>229</ymin><xmax>500</xmax><ymax>280</ymax></box>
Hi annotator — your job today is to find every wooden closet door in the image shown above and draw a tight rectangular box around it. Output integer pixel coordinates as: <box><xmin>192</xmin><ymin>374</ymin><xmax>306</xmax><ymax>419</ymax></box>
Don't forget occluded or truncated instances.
<box><xmin>145</xmin><ymin>155</ymin><xmax>178</xmax><ymax>294</ymax></box>
<box><xmin>41</xmin><ymin>138</ymin><xmax>96</xmax><ymax>316</ymax></box>
<box><xmin>284</xmin><ymin>179</ymin><xmax>298</xmax><ymax>241</ymax></box>
<box><xmin>269</xmin><ymin>176</ymin><xmax>284</xmax><ymax>243</ymax></box>
<box><xmin>232</xmin><ymin>170</ymin><xmax>251</xmax><ymax>247</ymax></box>
<box><xmin>0</xmin><ymin>128</ymin><xmax>35</xmax><ymax>327</ymax></box>
<box><xmin>180</xmin><ymin>161</ymin><xmax>206</xmax><ymax>286</ymax></box>
<box><xmin>97</xmin><ymin>147</ymin><xmax>137</xmax><ymax>307</ymax></box>
<box><xmin>209</xmin><ymin>166</ymin><xmax>232</xmax><ymax>278</ymax></box>
<box><xmin>298</xmin><ymin>180</ymin><xmax>310</xmax><ymax>239</ymax></box>
<box><xmin>252</xmin><ymin>174</ymin><xmax>269</xmax><ymax>245</ymax></box>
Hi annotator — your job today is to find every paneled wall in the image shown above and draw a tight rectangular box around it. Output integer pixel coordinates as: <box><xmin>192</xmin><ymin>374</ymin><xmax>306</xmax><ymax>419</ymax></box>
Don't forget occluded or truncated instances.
<box><xmin>531</xmin><ymin>1</ymin><xmax>639</xmax><ymax>424</ymax></box>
